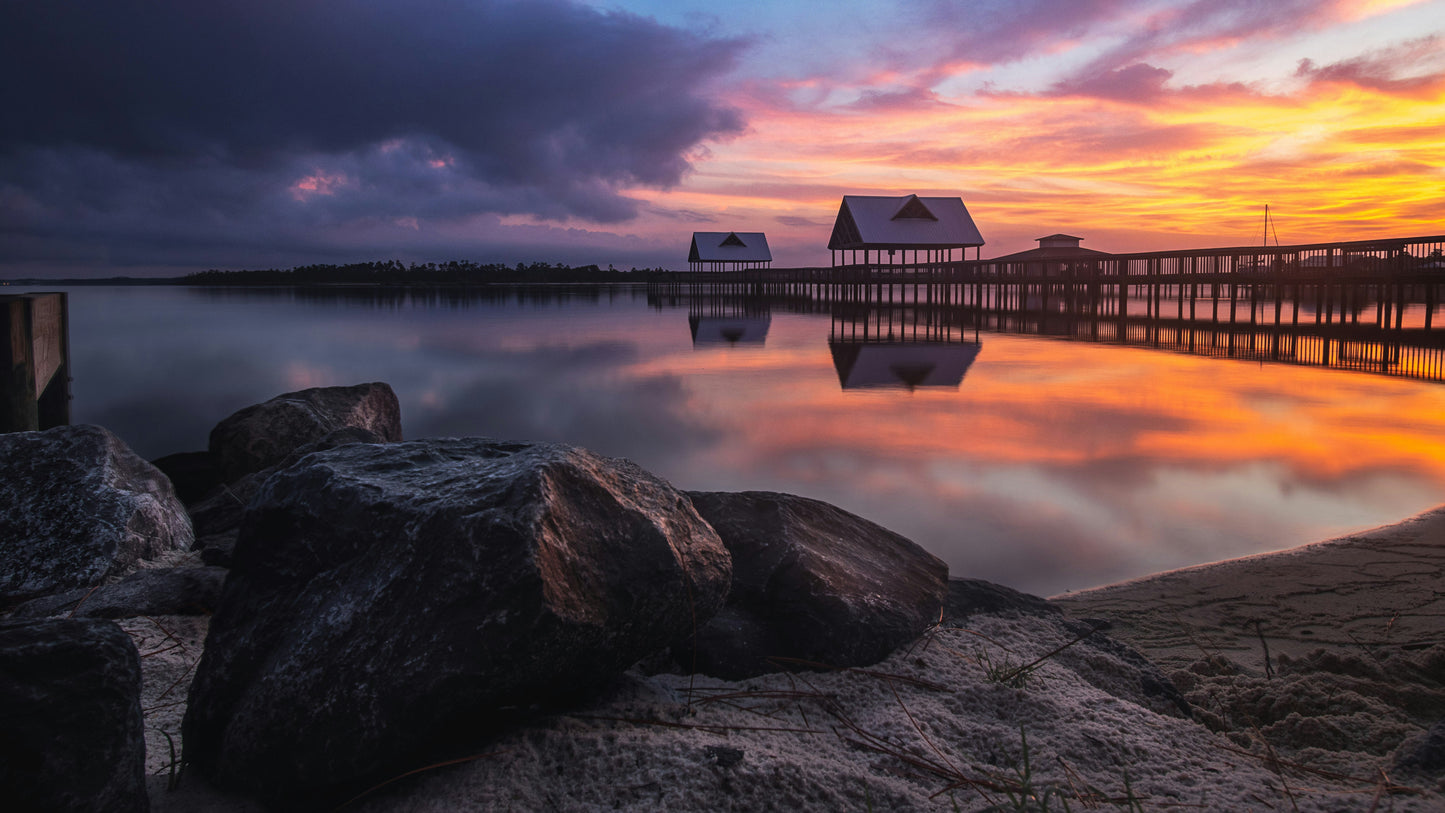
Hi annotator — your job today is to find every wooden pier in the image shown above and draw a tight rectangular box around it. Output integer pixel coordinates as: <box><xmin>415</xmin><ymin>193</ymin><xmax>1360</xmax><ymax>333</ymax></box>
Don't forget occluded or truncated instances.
<box><xmin>1</xmin><ymin>292</ymin><xmax>71</xmax><ymax>433</ymax></box>
<box><xmin>647</xmin><ymin>234</ymin><xmax>1445</xmax><ymax>383</ymax></box>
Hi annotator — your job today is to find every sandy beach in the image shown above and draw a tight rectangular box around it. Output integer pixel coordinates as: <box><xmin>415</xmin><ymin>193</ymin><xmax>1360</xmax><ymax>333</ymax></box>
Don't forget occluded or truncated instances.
<box><xmin>1053</xmin><ymin>504</ymin><xmax>1445</xmax><ymax>672</ymax></box>
<box><xmin>122</xmin><ymin>505</ymin><xmax>1445</xmax><ymax>811</ymax></box>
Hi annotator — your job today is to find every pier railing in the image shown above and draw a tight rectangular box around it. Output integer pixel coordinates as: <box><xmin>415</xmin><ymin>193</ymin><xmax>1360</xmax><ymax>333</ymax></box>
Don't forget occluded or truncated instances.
<box><xmin>646</xmin><ymin>234</ymin><xmax>1445</xmax><ymax>383</ymax></box>
<box><xmin>648</xmin><ymin>234</ymin><xmax>1445</xmax><ymax>330</ymax></box>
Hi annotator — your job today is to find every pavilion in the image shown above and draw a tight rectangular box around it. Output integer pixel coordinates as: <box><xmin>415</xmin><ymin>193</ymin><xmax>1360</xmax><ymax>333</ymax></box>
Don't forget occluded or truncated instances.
<box><xmin>827</xmin><ymin>194</ymin><xmax>985</xmax><ymax>267</ymax></box>
<box><xmin>687</xmin><ymin>232</ymin><xmax>773</xmax><ymax>272</ymax></box>
<box><xmin>987</xmin><ymin>233</ymin><xmax>1111</xmax><ymax>278</ymax></box>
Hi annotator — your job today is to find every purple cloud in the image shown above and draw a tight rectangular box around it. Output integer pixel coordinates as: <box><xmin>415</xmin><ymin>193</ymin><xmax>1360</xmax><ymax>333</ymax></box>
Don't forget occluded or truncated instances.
<box><xmin>0</xmin><ymin>0</ymin><xmax>745</xmax><ymax>273</ymax></box>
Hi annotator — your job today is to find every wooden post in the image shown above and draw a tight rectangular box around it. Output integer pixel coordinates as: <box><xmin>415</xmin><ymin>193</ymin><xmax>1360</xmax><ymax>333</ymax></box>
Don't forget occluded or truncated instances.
<box><xmin>1</xmin><ymin>292</ymin><xmax>70</xmax><ymax>433</ymax></box>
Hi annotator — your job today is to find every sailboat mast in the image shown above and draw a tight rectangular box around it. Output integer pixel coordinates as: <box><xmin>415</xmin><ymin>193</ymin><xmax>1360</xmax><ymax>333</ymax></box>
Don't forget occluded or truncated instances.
<box><xmin>1262</xmin><ymin>205</ymin><xmax>1280</xmax><ymax>247</ymax></box>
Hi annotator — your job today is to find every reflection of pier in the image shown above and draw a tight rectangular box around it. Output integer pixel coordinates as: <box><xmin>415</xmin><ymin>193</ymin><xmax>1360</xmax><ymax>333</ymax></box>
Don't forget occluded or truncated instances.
<box><xmin>835</xmin><ymin>297</ymin><xmax>1445</xmax><ymax>381</ymax></box>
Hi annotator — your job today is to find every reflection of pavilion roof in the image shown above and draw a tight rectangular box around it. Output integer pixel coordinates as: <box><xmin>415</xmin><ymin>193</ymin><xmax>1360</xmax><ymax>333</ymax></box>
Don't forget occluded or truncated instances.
<box><xmin>829</xmin><ymin>341</ymin><xmax>981</xmax><ymax>389</ymax></box>
<box><xmin>689</xmin><ymin>316</ymin><xmax>771</xmax><ymax>346</ymax></box>
<box><xmin>989</xmin><ymin>233</ymin><xmax>1110</xmax><ymax>262</ymax></box>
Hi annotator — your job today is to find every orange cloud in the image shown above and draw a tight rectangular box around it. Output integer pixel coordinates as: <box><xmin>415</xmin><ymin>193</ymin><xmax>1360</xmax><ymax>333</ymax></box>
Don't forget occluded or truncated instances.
<box><xmin>631</xmin><ymin>31</ymin><xmax>1445</xmax><ymax>263</ymax></box>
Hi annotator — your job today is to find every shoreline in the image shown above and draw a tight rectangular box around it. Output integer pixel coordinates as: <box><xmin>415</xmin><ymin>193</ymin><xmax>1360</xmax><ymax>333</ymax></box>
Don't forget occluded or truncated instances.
<box><xmin>121</xmin><ymin>502</ymin><xmax>1445</xmax><ymax>809</ymax></box>
<box><xmin>1051</xmin><ymin>502</ymin><xmax>1445</xmax><ymax>671</ymax></box>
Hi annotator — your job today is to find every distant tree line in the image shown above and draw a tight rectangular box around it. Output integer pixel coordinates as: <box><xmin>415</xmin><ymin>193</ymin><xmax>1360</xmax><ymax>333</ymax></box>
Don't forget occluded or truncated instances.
<box><xmin>183</xmin><ymin>260</ymin><xmax>668</xmax><ymax>285</ymax></box>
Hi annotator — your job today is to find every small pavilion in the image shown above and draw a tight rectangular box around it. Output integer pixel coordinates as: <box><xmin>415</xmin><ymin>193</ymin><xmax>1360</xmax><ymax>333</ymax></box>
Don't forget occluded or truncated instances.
<box><xmin>987</xmin><ymin>234</ymin><xmax>1110</xmax><ymax>277</ymax></box>
<box><xmin>687</xmin><ymin>232</ymin><xmax>773</xmax><ymax>272</ymax></box>
<box><xmin>988</xmin><ymin>234</ymin><xmax>1109</xmax><ymax>262</ymax></box>
<box><xmin>827</xmin><ymin>194</ymin><xmax>985</xmax><ymax>267</ymax></box>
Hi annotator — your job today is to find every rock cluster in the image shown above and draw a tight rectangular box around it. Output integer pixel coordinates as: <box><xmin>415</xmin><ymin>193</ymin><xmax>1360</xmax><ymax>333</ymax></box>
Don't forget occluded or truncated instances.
<box><xmin>3</xmin><ymin>382</ymin><xmax>1185</xmax><ymax>810</ymax></box>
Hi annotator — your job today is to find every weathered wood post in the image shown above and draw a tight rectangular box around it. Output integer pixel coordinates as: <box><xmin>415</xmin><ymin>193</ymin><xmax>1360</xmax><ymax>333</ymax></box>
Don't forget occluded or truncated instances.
<box><xmin>1</xmin><ymin>292</ymin><xmax>71</xmax><ymax>433</ymax></box>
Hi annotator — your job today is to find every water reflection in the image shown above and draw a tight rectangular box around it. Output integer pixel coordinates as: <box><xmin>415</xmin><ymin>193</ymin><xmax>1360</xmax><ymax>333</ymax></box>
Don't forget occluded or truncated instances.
<box><xmin>20</xmin><ymin>283</ymin><xmax>1445</xmax><ymax>598</ymax></box>
<box><xmin>686</xmin><ymin>296</ymin><xmax>771</xmax><ymax>346</ymax></box>
<box><xmin>828</xmin><ymin>342</ymin><xmax>981</xmax><ymax>390</ymax></box>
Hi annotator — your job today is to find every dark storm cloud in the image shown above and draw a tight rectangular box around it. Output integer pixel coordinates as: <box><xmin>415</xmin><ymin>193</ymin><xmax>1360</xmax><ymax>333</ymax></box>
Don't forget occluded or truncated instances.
<box><xmin>0</xmin><ymin>0</ymin><xmax>745</xmax><ymax>271</ymax></box>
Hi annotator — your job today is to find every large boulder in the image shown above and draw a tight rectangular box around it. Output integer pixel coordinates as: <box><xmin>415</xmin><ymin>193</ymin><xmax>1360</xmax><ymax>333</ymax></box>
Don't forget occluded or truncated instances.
<box><xmin>184</xmin><ymin>438</ymin><xmax>732</xmax><ymax>806</ymax></box>
<box><xmin>678</xmin><ymin>491</ymin><xmax>948</xmax><ymax>679</ymax></box>
<box><xmin>207</xmin><ymin>382</ymin><xmax>402</xmax><ymax>482</ymax></box>
<box><xmin>0</xmin><ymin>619</ymin><xmax>147</xmax><ymax>812</ymax></box>
<box><xmin>0</xmin><ymin>425</ymin><xmax>194</xmax><ymax>606</ymax></box>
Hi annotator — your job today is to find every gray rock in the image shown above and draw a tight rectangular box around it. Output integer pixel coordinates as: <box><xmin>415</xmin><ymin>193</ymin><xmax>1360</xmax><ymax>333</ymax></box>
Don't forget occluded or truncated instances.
<box><xmin>0</xmin><ymin>425</ymin><xmax>194</xmax><ymax>606</ymax></box>
<box><xmin>944</xmin><ymin>577</ymin><xmax>1060</xmax><ymax>621</ymax></box>
<box><xmin>207</xmin><ymin>382</ymin><xmax>402</xmax><ymax>482</ymax></box>
<box><xmin>0</xmin><ymin>618</ymin><xmax>147</xmax><ymax>812</ymax></box>
<box><xmin>189</xmin><ymin>425</ymin><xmax>387</xmax><ymax>539</ymax></box>
<box><xmin>183</xmin><ymin>438</ymin><xmax>731</xmax><ymax>806</ymax></box>
<box><xmin>9</xmin><ymin>566</ymin><xmax>228</xmax><ymax>619</ymax></box>
<box><xmin>678</xmin><ymin>490</ymin><xmax>949</xmax><ymax>679</ymax></box>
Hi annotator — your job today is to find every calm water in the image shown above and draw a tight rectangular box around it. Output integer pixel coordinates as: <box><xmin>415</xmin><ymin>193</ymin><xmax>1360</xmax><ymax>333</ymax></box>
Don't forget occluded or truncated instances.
<box><xmin>19</xmin><ymin>284</ymin><xmax>1445</xmax><ymax>596</ymax></box>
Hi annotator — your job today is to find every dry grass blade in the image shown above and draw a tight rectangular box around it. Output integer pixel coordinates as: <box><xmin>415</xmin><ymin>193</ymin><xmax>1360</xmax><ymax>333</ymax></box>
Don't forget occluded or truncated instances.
<box><xmin>1211</xmin><ymin>742</ymin><xmax>1423</xmax><ymax>795</ymax></box>
<box><xmin>1252</xmin><ymin>619</ymin><xmax>1275</xmax><ymax>679</ymax></box>
<box><xmin>571</xmin><ymin>713</ymin><xmax>823</xmax><ymax>736</ymax></box>
<box><xmin>65</xmin><ymin>583</ymin><xmax>104</xmax><ymax>618</ymax></box>
<box><xmin>761</xmin><ymin>656</ymin><xmax>951</xmax><ymax>692</ymax></box>
<box><xmin>1366</xmin><ymin>766</ymin><xmax>1398</xmax><ymax>813</ymax></box>
<box><xmin>993</xmin><ymin>622</ymin><xmax>1102</xmax><ymax>687</ymax></box>
<box><xmin>144</xmin><ymin>615</ymin><xmax>187</xmax><ymax>648</ymax></box>
<box><xmin>1174</xmin><ymin>609</ymin><xmax>1222</xmax><ymax>662</ymax></box>
<box><xmin>901</xmin><ymin>607</ymin><xmax>946</xmax><ymax>658</ymax></box>
<box><xmin>1250</xmin><ymin>723</ymin><xmax>1299</xmax><ymax>813</ymax></box>
<box><xmin>821</xmin><ymin>695</ymin><xmax>1011</xmax><ymax>803</ymax></box>
<box><xmin>155</xmin><ymin>652</ymin><xmax>202</xmax><ymax>702</ymax></box>
<box><xmin>687</xmin><ymin>688</ymin><xmax>837</xmax><ymax>711</ymax></box>
<box><xmin>886</xmin><ymin>680</ymin><xmax>962</xmax><ymax>781</ymax></box>
<box><xmin>333</xmin><ymin>751</ymin><xmax>506</xmax><ymax>810</ymax></box>
<box><xmin>1057</xmin><ymin>757</ymin><xmax>1103</xmax><ymax>809</ymax></box>
<box><xmin>139</xmin><ymin>641</ymin><xmax>183</xmax><ymax>659</ymax></box>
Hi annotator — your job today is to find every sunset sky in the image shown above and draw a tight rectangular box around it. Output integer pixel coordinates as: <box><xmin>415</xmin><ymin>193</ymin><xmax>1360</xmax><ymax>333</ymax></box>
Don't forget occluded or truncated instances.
<box><xmin>3</xmin><ymin>0</ymin><xmax>1443</xmax><ymax>276</ymax></box>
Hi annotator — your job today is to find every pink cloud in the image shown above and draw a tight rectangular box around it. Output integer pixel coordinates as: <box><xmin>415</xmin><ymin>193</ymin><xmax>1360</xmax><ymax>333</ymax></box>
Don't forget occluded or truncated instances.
<box><xmin>1296</xmin><ymin>35</ymin><xmax>1445</xmax><ymax>95</ymax></box>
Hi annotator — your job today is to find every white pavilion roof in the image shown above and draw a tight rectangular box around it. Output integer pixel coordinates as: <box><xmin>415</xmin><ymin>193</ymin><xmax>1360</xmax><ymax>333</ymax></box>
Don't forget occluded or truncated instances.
<box><xmin>689</xmin><ymin>232</ymin><xmax>773</xmax><ymax>263</ymax></box>
<box><xmin>828</xmin><ymin>195</ymin><xmax>984</xmax><ymax>250</ymax></box>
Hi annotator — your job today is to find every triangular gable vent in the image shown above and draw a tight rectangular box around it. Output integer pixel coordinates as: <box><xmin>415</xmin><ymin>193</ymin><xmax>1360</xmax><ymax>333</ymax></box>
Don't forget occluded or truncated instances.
<box><xmin>892</xmin><ymin>195</ymin><xmax>937</xmax><ymax>221</ymax></box>
<box><xmin>719</xmin><ymin>232</ymin><xmax>747</xmax><ymax>247</ymax></box>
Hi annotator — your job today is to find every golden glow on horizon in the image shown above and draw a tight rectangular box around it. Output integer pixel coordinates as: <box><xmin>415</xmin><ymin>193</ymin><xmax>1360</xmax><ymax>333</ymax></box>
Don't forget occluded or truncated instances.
<box><xmin>629</xmin><ymin>40</ymin><xmax>1445</xmax><ymax>260</ymax></box>
<box><xmin>635</xmin><ymin>333</ymin><xmax>1445</xmax><ymax>484</ymax></box>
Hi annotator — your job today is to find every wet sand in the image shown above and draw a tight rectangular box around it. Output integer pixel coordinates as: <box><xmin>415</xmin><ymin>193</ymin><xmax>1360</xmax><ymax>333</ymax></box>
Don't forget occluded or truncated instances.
<box><xmin>1052</xmin><ymin>504</ymin><xmax>1445</xmax><ymax>672</ymax></box>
